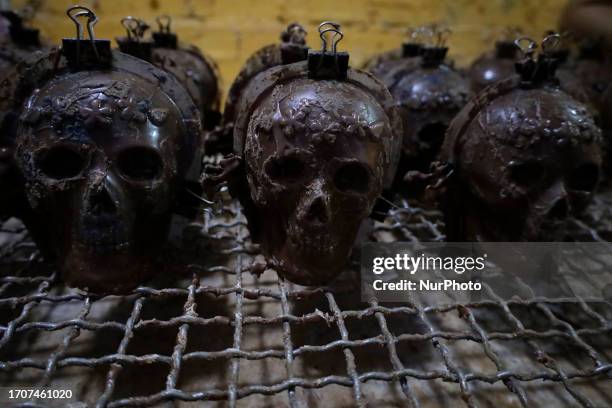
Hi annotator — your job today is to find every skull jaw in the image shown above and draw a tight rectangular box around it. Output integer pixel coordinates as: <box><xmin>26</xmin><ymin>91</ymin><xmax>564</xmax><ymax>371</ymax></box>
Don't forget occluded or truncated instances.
<box><xmin>264</xmin><ymin>228</ymin><xmax>354</xmax><ymax>286</ymax></box>
<box><xmin>457</xmin><ymin>214</ymin><xmax>568</xmax><ymax>242</ymax></box>
<box><xmin>22</xmin><ymin>188</ymin><xmax>174</xmax><ymax>294</ymax></box>
<box><xmin>451</xmin><ymin>195</ymin><xmax>570</xmax><ymax>242</ymax></box>
<box><xmin>61</xmin><ymin>242</ymin><xmax>158</xmax><ymax>294</ymax></box>
<box><xmin>269</xmin><ymin>250</ymin><xmax>349</xmax><ymax>286</ymax></box>
<box><xmin>59</xmin><ymin>215</ymin><xmax>170</xmax><ymax>295</ymax></box>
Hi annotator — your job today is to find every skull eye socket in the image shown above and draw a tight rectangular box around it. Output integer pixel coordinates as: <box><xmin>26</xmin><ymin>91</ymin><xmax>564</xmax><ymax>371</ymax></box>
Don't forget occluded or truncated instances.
<box><xmin>568</xmin><ymin>163</ymin><xmax>599</xmax><ymax>192</ymax></box>
<box><xmin>334</xmin><ymin>162</ymin><xmax>370</xmax><ymax>194</ymax></box>
<box><xmin>509</xmin><ymin>161</ymin><xmax>544</xmax><ymax>187</ymax></box>
<box><xmin>265</xmin><ymin>156</ymin><xmax>306</xmax><ymax>183</ymax></box>
<box><xmin>37</xmin><ymin>146</ymin><xmax>86</xmax><ymax>180</ymax></box>
<box><xmin>117</xmin><ymin>147</ymin><xmax>163</xmax><ymax>181</ymax></box>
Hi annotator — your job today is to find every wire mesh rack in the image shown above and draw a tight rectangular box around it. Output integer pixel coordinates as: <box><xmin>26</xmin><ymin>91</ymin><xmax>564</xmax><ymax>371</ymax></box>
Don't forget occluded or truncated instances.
<box><xmin>0</xmin><ymin>175</ymin><xmax>611</xmax><ymax>407</ymax></box>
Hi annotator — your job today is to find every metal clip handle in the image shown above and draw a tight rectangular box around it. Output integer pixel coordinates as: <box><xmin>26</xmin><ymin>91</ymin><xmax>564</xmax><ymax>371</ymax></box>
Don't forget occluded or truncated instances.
<box><xmin>513</xmin><ymin>34</ymin><xmax>562</xmax><ymax>84</ymax></box>
<box><xmin>407</xmin><ymin>26</ymin><xmax>428</xmax><ymax>44</ymax></box>
<box><xmin>121</xmin><ymin>16</ymin><xmax>149</xmax><ymax>41</ymax></box>
<box><xmin>122</xmin><ymin>16</ymin><xmax>140</xmax><ymax>40</ymax></box>
<box><xmin>308</xmin><ymin>21</ymin><xmax>349</xmax><ymax>79</ymax></box>
<box><xmin>402</xmin><ymin>26</ymin><xmax>426</xmax><ymax>58</ymax></box>
<box><xmin>514</xmin><ymin>36</ymin><xmax>537</xmax><ymax>58</ymax></box>
<box><xmin>419</xmin><ymin>24</ymin><xmax>450</xmax><ymax>47</ymax></box>
<box><xmin>67</xmin><ymin>5</ymin><xmax>100</xmax><ymax>61</ymax></box>
<box><xmin>541</xmin><ymin>33</ymin><xmax>562</xmax><ymax>55</ymax></box>
<box><xmin>434</xmin><ymin>27</ymin><xmax>451</xmax><ymax>47</ymax></box>
<box><xmin>318</xmin><ymin>21</ymin><xmax>343</xmax><ymax>53</ymax></box>
<box><xmin>156</xmin><ymin>15</ymin><xmax>172</xmax><ymax>34</ymax></box>
<box><xmin>67</xmin><ymin>5</ymin><xmax>98</xmax><ymax>42</ymax></box>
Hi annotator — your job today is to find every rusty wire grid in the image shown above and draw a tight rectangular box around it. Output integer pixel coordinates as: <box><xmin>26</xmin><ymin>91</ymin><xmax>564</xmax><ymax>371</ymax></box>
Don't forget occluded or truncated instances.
<box><xmin>0</xmin><ymin>182</ymin><xmax>611</xmax><ymax>407</ymax></box>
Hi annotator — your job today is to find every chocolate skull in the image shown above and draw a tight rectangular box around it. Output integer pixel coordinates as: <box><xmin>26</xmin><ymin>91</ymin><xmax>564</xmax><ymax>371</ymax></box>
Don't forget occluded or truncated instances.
<box><xmin>572</xmin><ymin>40</ymin><xmax>612</xmax><ymax>115</ymax></box>
<box><xmin>0</xmin><ymin>10</ymin><xmax>45</xmax><ymax>75</ymax></box>
<box><xmin>205</xmin><ymin>23</ymin><xmax>309</xmax><ymax>155</ymax></box>
<box><xmin>470</xmin><ymin>33</ymin><xmax>591</xmax><ymax>106</ymax></box>
<box><xmin>389</xmin><ymin>45</ymin><xmax>472</xmax><ymax>178</ymax></box>
<box><xmin>1</xmin><ymin>11</ymin><xmax>201</xmax><ymax>293</ymax></box>
<box><xmin>0</xmin><ymin>11</ymin><xmax>46</xmax><ymax>219</ymax></box>
<box><xmin>437</xmin><ymin>38</ymin><xmax>602</xmax><ymax>242</ymax></box>
<box><xmin>150</xmin><ymin>16</ymin><xmax>221</xmax><ymax>130</ymax></box>
<box><xmin>243</xmin><ymin>80</ymin><xmax>395</xmax><ymax>284</ymax></box>
<box><xmin>214</xmin><ymin>25</ymin><xmax>401</xmax><ymax>285</ymax></box>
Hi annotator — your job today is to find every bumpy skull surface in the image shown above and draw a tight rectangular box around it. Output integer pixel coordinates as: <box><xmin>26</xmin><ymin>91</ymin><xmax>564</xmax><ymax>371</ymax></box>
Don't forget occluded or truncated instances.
<box><xmin>14</xmin><ymin>70</ymin><xmax>192</xmax><ymax>293</ymax></box>
<box><xmin>237</xmin><ymin>69</ymin><xmax>399</xmax><ymax>285</ymax></box>
<box><xmin>151</xmin><ymin>45</ymin><xmax>219</xmax><ymax>128</ymax></box>
<box><xmin>390</xmin><ymin>48</ymin><xmax>472</xmax><ymax>176</ymax></box>
<box><xmin>439</xmin><ymin>77</ymin><xmax>602</xmax><ymax>242</ymax></box>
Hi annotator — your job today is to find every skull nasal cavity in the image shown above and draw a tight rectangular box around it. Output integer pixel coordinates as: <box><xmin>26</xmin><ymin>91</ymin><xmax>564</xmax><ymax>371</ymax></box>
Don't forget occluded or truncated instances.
<box><xmin>89</xmin><ymin>188</ymin><xmax>116</xmax><ymax>215</ymax></box>
<box><xmin>418</xmin><ymin>122</ymin><xmax>447</xmax><ymax>144</ymax></box>
<box><xmin>306</xmin><ymin>197</ymin><xmax>329</xmax><ymax>223</ymax></box>
<box><xmin>548</xmin><ymin>199</ymin><xmax>569</xmax><ymax>220</ymax></box>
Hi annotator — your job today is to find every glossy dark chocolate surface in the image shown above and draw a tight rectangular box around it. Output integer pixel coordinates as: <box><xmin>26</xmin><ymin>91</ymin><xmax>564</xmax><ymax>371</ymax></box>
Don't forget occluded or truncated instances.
<box><xmin>224</xmin><ymin>60</ymin><xmax>401</xmax><ymax>285</ymax></box>
<box><xmin>388</xmin><ymin>47</ymin><xmax>472</xmax><ymax>177</ymax></box>
<box><xmin>1</xmin><ymin>49</ymin><xmax>201</xmax><ymax>293</ymax></box>
<box><xmin>439</xmin><ymin>72</ymin><xmax>602</xmax><ymax>242</ymax></box>
<box><xmin>468</xmin><ymin>41</ymin><xmax>519</xmax><ymax>93</ymax></box>
<box><xmin>149</xmin><ymin>43</ymin><xmax>220</xmax><ymax>130</ymax></box>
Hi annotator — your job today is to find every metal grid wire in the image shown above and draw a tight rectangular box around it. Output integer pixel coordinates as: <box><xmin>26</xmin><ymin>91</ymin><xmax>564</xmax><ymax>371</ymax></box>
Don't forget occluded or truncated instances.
<box><xmin>0</xmin><ymin>182</ymin><xmax>611</xmax><ymax>407</ymax></box>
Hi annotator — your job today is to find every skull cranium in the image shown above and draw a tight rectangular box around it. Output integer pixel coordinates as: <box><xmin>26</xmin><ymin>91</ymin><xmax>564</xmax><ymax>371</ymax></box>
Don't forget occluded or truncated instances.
<box><xmin>221</xmin><ymin>61</ymin><xmax>401</xmax><ymax>285</ymax></box>
<box><xmin>8</xmin><ymin>51</ymin><xmax>201</xmax><ymax>294</ymax></box>
<box><xmin>439</xmin><ymin>77</ymin><xmax>602</xmax><ymax>242</ymax></box>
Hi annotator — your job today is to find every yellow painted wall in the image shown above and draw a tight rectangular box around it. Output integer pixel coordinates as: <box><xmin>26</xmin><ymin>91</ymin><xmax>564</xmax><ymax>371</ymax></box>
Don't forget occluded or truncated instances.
<box><xmin>13</xmin><ymin>0</ymin><xmax>567</xmax><ymax>95</ymax></box>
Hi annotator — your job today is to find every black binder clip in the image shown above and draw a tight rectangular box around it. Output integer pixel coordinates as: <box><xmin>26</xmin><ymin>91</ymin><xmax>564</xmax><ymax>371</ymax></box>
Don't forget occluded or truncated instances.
<box><xmin>420</xmin><ymin>26</ymin><xmax>450</xmax><ymax>68</ymax></box>
<box><xmin>514</xmin><ymin>34</ymin><xmax>561</xmax><ymax>87</ymax></box>
<box><xmin>116</xmin><ymin>16</ymin><xmax>153</xmax><ymax>61</ymax></box>
<box><xmin>308</xmin><ymin>21</ymin><xmax>349</xmax><ymax>80</ymax></box>
<box><xmin>401</xmin><ymin>27</ymin><xmax>424</xmax><ymax>58</ymax></box>
<box><xmin>152</xmin><ymin>15</ymin><xmax>178</xmax><ymax>49</ymax></box>
<box><xmin>62</xmin><ymin>5</ymin><xmax>112</xmax><ymax>69</ymax></box>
